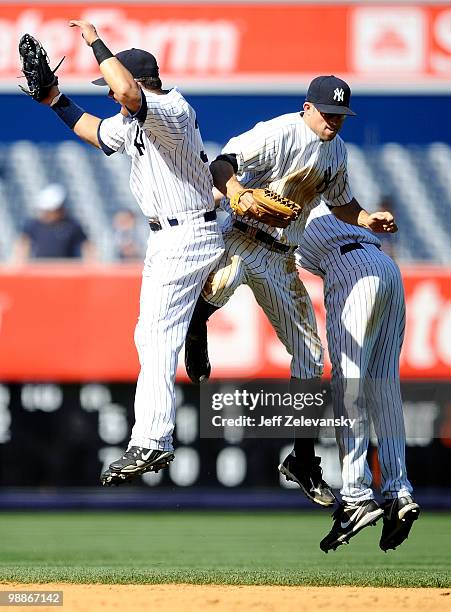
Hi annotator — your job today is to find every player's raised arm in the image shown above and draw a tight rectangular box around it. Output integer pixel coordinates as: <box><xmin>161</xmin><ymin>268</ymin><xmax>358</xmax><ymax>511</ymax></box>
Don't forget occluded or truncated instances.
<box><xmin>42</xmin><ymin>86</ymin><xmax>101</xmax><ymax>149</ymax></box>
<box><xmin>69</xmin><ymin>20</ymin><xmax>141</xmax><ymax>113</ymax></box>
<box><xmin>46</xmin><ymin>86</ymin><xmax>102</xmax><ymax>147</ymax></box>
<box><xmin>18</xmin><ymin>22</ymin><xmax>143</xmax><ymax>149</ymax></box>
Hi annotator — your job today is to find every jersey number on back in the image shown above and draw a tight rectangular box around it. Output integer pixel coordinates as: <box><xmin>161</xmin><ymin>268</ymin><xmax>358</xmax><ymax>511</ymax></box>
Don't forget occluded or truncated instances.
<box><xmin>134</xmin><ymin>126</ymin><xmax>145</xmax><ymax>156</ymax></box>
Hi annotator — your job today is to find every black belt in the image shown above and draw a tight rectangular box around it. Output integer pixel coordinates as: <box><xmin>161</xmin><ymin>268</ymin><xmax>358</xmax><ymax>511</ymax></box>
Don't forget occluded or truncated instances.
<box><xmin>149</xmin><ymin>210</ymin><xmax>216</xmax><ymax>232</ymax></box>
<box><xmin>340</xmin><ymin>242</ymin><xmax>364</xmax><ymax>255</ymax></box>
<box><xmin>233</xmin><ymin>220</ymin><xmax>294</xmax><ymax>253</ymax></box>
<box><xmin>339</xmin><ymin>242</ymin><xmax>381</xmax><ymax>255</ymax></box>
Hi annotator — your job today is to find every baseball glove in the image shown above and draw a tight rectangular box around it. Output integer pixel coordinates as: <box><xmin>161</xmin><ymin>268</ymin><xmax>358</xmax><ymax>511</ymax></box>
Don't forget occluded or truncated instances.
<box><xmin>18</xmin><ymin>34</ymin><xmax>64</xmax><ymax>101</ymax></box>
<box><xmin>230</xmin><ymin>188</ymin><xmax>302</xmax><ymax>228</ymax></box>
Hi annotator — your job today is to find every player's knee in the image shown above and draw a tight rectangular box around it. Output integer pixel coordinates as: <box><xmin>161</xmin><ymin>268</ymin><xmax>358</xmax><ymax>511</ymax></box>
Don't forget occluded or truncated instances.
<box><xmin>202</xmin><ymin>263</ymin><xmax>244</xmax><ymax>301</ymax></box>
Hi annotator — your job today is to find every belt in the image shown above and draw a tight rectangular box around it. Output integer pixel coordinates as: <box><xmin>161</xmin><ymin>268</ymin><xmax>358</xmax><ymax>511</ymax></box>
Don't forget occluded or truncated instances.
<box><xmin>149</xmin><ymin>209</ymin><xmax>216</xmax><ymax>232</ymax></box>
<box><xmin>319</xmin><ymin>242</ymin><xmax>382</xmax><ymax>275</ymax></box>
<box><xmin>233</xmin><ymin>220</ymin><xmax>295</xmax><ymax>253</ymax></box>
<box><xmin>340</xmin><ymin>242</ymin><xmax>364</xmax><ymax>255</ymax></box>
<box><xmin>339</xmin><ymin>242</ymin><xmax>381</xmax><ymax>255</ymax></box>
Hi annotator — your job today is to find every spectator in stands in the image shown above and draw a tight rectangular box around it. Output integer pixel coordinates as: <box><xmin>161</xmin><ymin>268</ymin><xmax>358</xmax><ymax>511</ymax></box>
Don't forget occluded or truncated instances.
<box><xmin>13</xmin><ymin>183</ymin><xmax>94</xmax><ymax>262</ymax></box>
<box><xmin>112</xmin><ymin>208</ymin><xmax>146</xmax><ymax>261</ymax></box>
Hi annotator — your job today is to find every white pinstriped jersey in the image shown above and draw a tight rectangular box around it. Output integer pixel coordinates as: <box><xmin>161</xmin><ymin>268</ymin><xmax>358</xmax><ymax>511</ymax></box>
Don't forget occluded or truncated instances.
<box><xmin>296</xmin><ymin>200</ymin><xmax>382</xmax><ymax>277</ymax></box>
<box><xmin>221</xmin><ymin>112</ymin><xmax>353</xmax><ymax>245</ymax></box>
<box><xmin>98</xmin><ymin>87</ymin><xmax>214</xmax><ymax>217</ymax></box>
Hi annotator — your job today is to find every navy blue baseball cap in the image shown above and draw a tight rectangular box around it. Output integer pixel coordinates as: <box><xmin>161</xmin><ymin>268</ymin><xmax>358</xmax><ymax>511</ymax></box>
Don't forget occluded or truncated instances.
<box><xmin>92</xmin><ymin>48</ymin><xmax>159</xmax><ymax>86</ymax></box>
<box><xmin>306</xmin><ymin>75</ymin><xmax>356</xmax><ymax>116</ymax></box>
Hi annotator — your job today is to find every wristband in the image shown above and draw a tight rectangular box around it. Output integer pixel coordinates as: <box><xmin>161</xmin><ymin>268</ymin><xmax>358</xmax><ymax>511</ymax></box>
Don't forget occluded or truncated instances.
<box><xmin>50</xmin><ymin>92</ymin><xmax>63</xmax><ymax>107</ymax></box>
<box><xmin>91</xmin><ymin>39</ymin><xmax>114</xmax><ymax>65</ymax></box>
<box><xmin>215</xmin><ymin>153</ymin><xmax>238</xmax><ymax>174</ymax></box>
<box><xmin>51</xmin><ymin>94</ymin><xmax>85</xmax><ymax>129</ymax></box>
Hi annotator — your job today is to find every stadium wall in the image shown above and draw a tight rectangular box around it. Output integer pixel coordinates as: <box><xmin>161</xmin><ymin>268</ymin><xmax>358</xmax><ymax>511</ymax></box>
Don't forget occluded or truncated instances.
<box><xmin>0</xmin><ymin>264</ymin><xmax>450</xmax><ymax>381</ymax></box>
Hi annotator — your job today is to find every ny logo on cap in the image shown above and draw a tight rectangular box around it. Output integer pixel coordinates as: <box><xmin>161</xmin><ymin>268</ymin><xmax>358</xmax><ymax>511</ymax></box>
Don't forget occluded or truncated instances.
<box><xmin>333</xmin><ymin>88</ymin><xmax>344</xmax><ymax>102</ymax></box>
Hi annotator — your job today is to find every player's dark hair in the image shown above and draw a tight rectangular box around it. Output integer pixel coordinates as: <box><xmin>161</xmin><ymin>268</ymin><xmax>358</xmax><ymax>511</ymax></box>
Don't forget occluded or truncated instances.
<box><xmin>137</xmin><ymin>76</ymin><xmax>162</xmax><ymax>91</ymax></box>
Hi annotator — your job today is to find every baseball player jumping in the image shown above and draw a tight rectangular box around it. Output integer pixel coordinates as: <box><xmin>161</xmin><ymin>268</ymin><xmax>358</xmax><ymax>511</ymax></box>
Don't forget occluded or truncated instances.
<box><xmin>297</xmin><ymin>200</ymin><xmax>419</xmax><ymax>552</ymax></box>
<box><xmin>186</xmin><ymin>76</ymin><xmax>397</xmax><ymax>507</ymax></box>
<box><xmin>19</xmin><ymin>22</ymin><xmax>224</xmax><ymax>485</ymax></box>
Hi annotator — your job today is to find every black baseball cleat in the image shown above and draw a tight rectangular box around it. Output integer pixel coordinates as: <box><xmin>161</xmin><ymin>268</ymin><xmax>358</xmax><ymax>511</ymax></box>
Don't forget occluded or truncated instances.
<box><xmin>379</xmin><ymin>495</ymin><xmax>420</xmax><ymax>552</ymax></box>
<box><xmin>185</xmin><ymin>331</ymin><xmax>211</xmax><ymax>384</ymax></box>
<box><xmin>320</xmin><ymin>499</ymin><xmax>384</xmax><ymax>553</ymax></box>
<box><xmin>100</xmin><ymin>447</ymin><xmax>174</xmax><ymax>486</ymax></box>
<box><xmin>278</xmin><ymin>454</ymin><xmax>336</xmax><ymax>507</ymax></box>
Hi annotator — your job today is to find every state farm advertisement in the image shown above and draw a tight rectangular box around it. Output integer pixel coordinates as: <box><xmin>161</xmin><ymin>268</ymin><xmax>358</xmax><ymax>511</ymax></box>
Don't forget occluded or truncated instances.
<box><xmin>1</xmin><ymin>3</ymin><xmax>451</xmax><ymax>91</ymax></box>
<box><xmin>0</xmin><ymin>264</ymin><xmax>449</xmax><ymax>381</ymax></box>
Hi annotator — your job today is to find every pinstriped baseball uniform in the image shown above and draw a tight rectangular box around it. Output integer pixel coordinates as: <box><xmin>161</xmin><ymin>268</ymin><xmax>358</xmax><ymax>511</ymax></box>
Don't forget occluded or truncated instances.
<box><xmin>99</xmin><ymin>88</ymin><xmax>214</xmax><ymax>216</ymax></box>
<box><xmin>204</xmin><ymin>112</ymin><xmax>353</xmax><ymax>378</ymax></box>
<box><xmin>296</xmin><ymin>200</ymin><xmax>413</xmax><ymax>501</ymax></box>
<box><xmin>98</xmin><ymin>87</ymin><xmax>224</xmax><ymax>451</ymax></box>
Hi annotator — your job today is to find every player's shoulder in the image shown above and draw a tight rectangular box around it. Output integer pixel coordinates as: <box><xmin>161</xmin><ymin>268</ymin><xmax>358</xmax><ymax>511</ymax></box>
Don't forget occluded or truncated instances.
<box><xmin>257</xmin><ymin>112</ymin><xmax>302</xmax><ymax>131</ymax></box>
<box><xmin>142</xmin><ymin>86</ymin><xmax>185</xmax><ymax>106</ymax></box>
<box><xmin>141</xmin><ymin>87</ymin><xmax>191</xmax><ymax>123</ymax></box>
<box><xmin>241</xmin><ymin>113</ymin><xmax>303</xmax><ymax>144</ymax></box>
<box><xmin>103</xmin><ymin>111</ymin><xmax>133</xmax><ymax>128</ymax></box>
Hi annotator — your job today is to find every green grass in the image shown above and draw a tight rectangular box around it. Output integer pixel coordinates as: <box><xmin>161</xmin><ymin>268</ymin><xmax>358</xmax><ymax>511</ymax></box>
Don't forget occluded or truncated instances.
<box><xmin>0</xmin><ymin>511</ymin><xmax>449</xmax><ymax>587</ymax></box>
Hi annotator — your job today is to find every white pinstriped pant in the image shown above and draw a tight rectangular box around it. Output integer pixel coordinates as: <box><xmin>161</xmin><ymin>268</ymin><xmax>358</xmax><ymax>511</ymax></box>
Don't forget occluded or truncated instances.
<box><xmin>130</xmin><ymin>218</ymin><xmax>224</xmax><ymax>451</ymax></box>
<box><xmin>202</xmin><ymin>228</ymin><xmax>323</xmax><ymax>379</ymax></box>
<box><xmin>322</xmin><ymin>244</ymin><xmax>413</xmax><ymax>501</ymax></box>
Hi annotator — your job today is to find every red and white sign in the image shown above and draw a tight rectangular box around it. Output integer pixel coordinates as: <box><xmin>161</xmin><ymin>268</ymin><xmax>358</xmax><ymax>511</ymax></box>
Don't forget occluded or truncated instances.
<box><xmin>0</xmin><ymin>263</ymin><xmax>450</xmax><ymax>381</ymax></box>
<box><xmin>351</xmin><ymin>7</ymin><xmax>426</xmax><ymax>74</ymax></box>
<box><xmin>1</xmin><ymin>3</ymin><xmax>451</xmax><ymax>92</ymax></box>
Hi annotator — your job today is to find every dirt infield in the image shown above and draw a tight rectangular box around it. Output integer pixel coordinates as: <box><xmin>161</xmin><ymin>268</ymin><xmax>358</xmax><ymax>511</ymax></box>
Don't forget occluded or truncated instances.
<box><xmin>3</xmin><ymin>583</ymin><xmax>450</xmax><ymax>611</ymax></box>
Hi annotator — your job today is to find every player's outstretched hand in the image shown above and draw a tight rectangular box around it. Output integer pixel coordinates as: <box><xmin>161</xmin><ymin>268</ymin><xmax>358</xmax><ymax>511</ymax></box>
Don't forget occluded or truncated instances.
<box><xmin>69</xmin><ymin>20</ymin><xmax>99</xmax><ymax>46</ymax></box>
<box><xmin>366</xmin><ymin>211</ymin><xmax>398</xmax><ymax>233</ymax></box>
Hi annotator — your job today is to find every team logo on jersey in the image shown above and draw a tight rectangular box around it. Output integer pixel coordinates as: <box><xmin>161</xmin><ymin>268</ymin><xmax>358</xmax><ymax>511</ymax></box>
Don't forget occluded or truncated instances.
<box><xmin>134</xmin><ymin>125</ymin><xmax>145</xmax><ymax>156</ymax></box>
<box><xmin>333</xmin><ymin>88</ymin><xmax>345</xmax><ymax>102</ymax></box>
<box><xmin>316</xmin><ymin>167</ymin><xmax>334</xmax><ymax>193</ymax></box>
